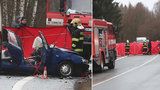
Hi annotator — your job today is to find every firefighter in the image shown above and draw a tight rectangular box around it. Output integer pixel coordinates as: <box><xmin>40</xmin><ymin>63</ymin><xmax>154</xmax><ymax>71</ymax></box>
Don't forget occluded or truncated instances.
<box><xmin>125</xmin><ymin>40</ymin><xmax>130</xmax><ymax>55</ymax></box>
<box><xmin>147</xmin><ymin>40</ymin><xmax>152</xmax><ymax>55</ymax></box>
<box><xmin>69</xmin><ymin>18</ymin><xmax>84</xmax><ymax>57</ymax></box>
<box><xmin>143</xmin><ymin>40</ymin><xmax>148</xmax><ymax>55</ymax></box>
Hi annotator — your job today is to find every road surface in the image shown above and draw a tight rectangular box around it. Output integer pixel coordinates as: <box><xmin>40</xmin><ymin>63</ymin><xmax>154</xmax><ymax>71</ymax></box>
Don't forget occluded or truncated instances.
<box><xmin>93</xmin><ymin>55</ymin><xmax>160</xmax><ymax>90</ymax></box>
<box><xmin>0</xmin><ymin>75</ymin><xmax>78</xmax><ymax>90</ymax></box>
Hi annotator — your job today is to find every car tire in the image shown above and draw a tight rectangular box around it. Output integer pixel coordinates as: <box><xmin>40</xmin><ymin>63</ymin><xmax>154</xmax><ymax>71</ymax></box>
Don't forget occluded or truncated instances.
<box><xmin>58</xmin><ymin>61</ymin><xmax>73</xmax><ymax>77</ymax></box>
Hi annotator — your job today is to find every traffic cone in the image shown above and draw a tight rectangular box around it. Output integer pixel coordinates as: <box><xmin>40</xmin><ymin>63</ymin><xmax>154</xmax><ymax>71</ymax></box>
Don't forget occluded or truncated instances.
<box><xmin>41</xmin><ymin>66</ymin><xmax>48</xmax><ymax>79</ymax></box>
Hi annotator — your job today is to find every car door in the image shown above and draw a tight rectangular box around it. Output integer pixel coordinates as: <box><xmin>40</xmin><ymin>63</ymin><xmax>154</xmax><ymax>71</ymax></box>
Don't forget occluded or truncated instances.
<box><xmin>38</xmin><ymin>31</ymin><xmax>50</xmax><ymax>65</ymax></box>
<box><xmin>3</xmin><ymin>29</ymin><xmax>23</xmax><ymax>65</ymax></box>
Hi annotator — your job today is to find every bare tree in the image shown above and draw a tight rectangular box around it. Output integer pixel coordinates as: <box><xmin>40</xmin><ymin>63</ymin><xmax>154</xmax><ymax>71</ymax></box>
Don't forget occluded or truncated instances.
<box><xmin>118</xmin><ymin>2</ymin><xmax>159</xmax><ymax>42</ymax></box>
<box><xmin>33</xmin><ymin>0</ymin><xmax>46</xmax><ymax>27</ymax></box>
<box><xmin>1</xmin><ymin>0</ymin><xmax>46</xmax><ymax>27</ymax></box>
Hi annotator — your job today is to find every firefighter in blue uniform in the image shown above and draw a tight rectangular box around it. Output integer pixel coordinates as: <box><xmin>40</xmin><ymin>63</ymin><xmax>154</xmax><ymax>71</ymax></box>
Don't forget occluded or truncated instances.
<box><xmin>68</xmin><ymin>18</ymin><xmax>84</xmax><ymax>57</ymax></box>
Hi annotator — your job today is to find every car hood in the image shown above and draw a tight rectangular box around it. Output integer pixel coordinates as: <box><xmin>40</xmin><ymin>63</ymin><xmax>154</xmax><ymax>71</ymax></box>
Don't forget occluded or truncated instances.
<box><xmin>52</xmin><ymin>46</ymin><xmax>78</xmax><ymax>54</ymax></box>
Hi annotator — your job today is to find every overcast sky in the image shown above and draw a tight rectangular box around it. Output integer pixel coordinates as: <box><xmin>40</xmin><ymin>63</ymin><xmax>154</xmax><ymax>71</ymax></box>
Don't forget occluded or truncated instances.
<box><xmin>114</xmin><ymin>0</ymin><xmax>159</xmax><ymax>11</ymax></box>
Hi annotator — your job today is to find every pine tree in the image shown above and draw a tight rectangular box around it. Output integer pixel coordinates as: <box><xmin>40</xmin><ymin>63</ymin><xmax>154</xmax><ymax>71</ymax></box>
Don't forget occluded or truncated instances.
<box><xmin>93</xmin><ymin>0</ymin><xmax>122</xmax><ymax>40</ymax></box>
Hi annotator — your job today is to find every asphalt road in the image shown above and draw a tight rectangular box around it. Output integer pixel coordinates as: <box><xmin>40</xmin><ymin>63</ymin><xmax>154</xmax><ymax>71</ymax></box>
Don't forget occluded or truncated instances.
<box><xmin>0</xmin><ymin>75</ymin><xmax>78</xmax><ymax>90</ymax></box>
<box><xmin>93</xmin><ymin>55</ymin><xmax>160</xmax><ymax>90</ymax></box>
<box><xmin>0</xmin><ymin>63</ymin><xmax>91</xmax><ymax>90</ymax></box>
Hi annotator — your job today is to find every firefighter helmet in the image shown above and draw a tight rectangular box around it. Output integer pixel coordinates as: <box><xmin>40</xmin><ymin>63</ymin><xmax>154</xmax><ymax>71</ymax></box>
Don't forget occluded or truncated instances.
<box><xmin>71</xmin><ymin>18</ymin><xmax>84</xmax><ymax>29</ymax></box>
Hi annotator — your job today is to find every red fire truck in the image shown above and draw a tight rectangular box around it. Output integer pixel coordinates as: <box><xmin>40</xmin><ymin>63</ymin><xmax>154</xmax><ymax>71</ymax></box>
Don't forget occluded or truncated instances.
<box><xmin>92</xmin><ymin>19</ymin><xmax>117</xmax><ymax>71</ymax></box>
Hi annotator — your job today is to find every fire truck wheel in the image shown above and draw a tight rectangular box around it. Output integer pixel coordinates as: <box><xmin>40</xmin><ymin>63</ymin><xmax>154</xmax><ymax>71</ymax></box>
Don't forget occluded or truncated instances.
<box><xmin>108</xmin><ymin>57</ymin><xmax>115</xmax><ymax>69</ymax></box>
<box><xmin>100</xmin><ymin>54</ymin><xmax>105</xmax><ymax>71</ymax></box>
<box><xmin>58</xmin><ymin>61</ymin><xmax>73</xmax><ymax>77</ymax></box>
<box><xmin>100</xmin><ymin>61</ymin><xmax>104</xmax><ymax>70</ymax></box>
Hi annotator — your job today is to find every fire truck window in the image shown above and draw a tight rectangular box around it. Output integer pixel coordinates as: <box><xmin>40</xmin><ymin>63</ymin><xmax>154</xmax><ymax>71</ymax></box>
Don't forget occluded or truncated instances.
<box><xmin>98</xmin><ymin>29</ymin><xmax>103</xmax><ymax>47</ymax></box>
<box><xmin>98</xmin><ymin>29</ymin><xmax>103</xmax><ymax>39</ymax></box>
<box><xmin>48</xmin><ymin>0</ymin><xmax>60</xmax><ymax>12</ymax></box>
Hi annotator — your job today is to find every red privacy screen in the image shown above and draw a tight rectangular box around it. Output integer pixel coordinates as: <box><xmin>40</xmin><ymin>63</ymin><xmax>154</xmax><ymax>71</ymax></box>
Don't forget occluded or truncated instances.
<box><xmin>4</xmin><ymin>26</ymin><xmax>72</xmax><ymax>58</ymax></box>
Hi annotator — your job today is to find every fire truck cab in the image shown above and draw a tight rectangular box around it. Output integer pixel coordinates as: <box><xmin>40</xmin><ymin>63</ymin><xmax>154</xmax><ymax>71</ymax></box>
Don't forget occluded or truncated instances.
<box><xmin>92</xmin><ymin>19</ymin><xmax>117</xmax><ymax>71</ymax></box>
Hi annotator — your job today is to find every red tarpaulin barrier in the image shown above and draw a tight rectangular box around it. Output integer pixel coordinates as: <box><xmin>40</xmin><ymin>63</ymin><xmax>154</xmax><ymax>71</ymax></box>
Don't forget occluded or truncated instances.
<box><xmin>129</xmin><ymin>42</ymin><xmax>143</xmax><ymax>55</ymax></box>
<box><xmin>116</xmin><ymin>41</ymin><xmax>160</xmax><ymax>56</ymax></box>
<box><xmin>4</xmin><ymin>26</ymin><xmax>72</xmax><ymax>58</ymax></box>
<box><xmin>116</xmin><ymin>43</ymin><xmax>125</xmax><ymax>56</ymax></box>
<box><xmin>151</xmin><ymin>41</ymin><xmax>160</xmax><ymax>54</ymax></box>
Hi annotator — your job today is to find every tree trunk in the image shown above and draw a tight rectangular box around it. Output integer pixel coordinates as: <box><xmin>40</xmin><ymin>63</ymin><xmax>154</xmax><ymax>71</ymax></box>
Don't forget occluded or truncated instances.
<box><xmin>33</xmin><ymin>0</ymin><xmax>46</xmax><ymax>27</ymax></box>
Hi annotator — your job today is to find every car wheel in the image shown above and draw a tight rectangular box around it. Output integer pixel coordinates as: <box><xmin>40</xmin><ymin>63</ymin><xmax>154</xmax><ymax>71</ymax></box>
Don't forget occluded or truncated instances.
<box><xmin>58</xmin><ymin>62</ymin><xmax>73</xmax><ymax>77</ymax></box>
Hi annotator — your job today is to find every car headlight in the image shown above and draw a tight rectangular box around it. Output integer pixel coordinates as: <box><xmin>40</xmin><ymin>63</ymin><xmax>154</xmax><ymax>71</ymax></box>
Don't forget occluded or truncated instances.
<box><xmin>82</xmin><ymin>58</ymin><xmax>86</xmax><ymax>63</ymax></box>
<box><xmin>82</xmin><ymin>58</ymin><xmax>89</xmax><ymax>64</ymax></box>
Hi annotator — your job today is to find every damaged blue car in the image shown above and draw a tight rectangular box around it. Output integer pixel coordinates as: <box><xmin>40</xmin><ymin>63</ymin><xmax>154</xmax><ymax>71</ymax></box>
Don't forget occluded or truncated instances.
<box><xmin>0</xmin><ymin>29</ymin><xmax>89</xmax><ymax>77</ymax></box>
